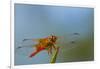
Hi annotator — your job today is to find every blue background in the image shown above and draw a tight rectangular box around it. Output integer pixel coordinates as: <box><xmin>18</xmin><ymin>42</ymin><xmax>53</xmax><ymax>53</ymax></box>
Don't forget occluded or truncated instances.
<box><xmin>14</xmin><ymin>4</ymin><xmax>94</xmax><ymax>65</ymax></box>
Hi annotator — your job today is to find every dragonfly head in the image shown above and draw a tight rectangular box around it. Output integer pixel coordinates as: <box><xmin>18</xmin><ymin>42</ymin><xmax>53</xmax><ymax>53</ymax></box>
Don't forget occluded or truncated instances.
<box><xmin>48</xmin><ymin>35</ymin><xmax>58</xmax><ymax>43</ymax></box>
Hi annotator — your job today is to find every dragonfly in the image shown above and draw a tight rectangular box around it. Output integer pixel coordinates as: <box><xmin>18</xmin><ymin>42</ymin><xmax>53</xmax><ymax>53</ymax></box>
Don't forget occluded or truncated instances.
<box><xmin>16</xmin><ymin>33</ymin><xmax>80</xmax><ymax>58</ymax></box>
<box><xmin>16</xmin><ymin>35</ymin><xmax>58</xmax><ymax>58</ymax></box>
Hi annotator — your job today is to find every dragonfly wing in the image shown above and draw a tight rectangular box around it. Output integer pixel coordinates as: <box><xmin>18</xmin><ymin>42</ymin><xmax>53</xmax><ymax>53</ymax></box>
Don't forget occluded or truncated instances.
<box><xmin>15</xmin><ymin>45</ymin><xmax>35</xmax><ymax>57</ymax></box>
<box><xmin>23</xmin><ymin>38</ymin><xmax>43</xmax><ymax>43</ymax></box>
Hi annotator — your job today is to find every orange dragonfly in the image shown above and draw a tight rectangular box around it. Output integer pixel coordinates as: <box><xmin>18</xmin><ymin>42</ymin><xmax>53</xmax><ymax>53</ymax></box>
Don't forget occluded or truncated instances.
<box><xmin>16</xmin><ymin>33</ymin><xmax>80</xmax><ymax>58</ymax></box>
<box><xmin>16</xmin><ymin>35</ymin><xmax>58</xmax><ymax>58</ymax></box>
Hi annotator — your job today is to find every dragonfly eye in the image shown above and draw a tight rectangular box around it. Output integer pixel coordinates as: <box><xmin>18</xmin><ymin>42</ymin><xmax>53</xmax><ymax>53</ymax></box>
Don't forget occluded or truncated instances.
<box><xmin>53</xmin><ymin>36</ymin><xmax>57</xmax><ymax>40</ymax></box>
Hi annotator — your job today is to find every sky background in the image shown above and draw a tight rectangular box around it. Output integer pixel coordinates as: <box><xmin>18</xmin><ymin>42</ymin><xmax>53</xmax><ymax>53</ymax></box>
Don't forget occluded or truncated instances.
<box><xmin>14</xmin><ymin>4</ymin><xmax>94</xmax><ymax>65</ymax></box>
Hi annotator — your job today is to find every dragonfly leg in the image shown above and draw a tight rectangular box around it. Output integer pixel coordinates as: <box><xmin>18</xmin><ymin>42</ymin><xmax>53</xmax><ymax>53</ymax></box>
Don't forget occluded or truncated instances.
<box><xmin>47</xmin><ymin>46</ymin><xmax>53</xmax><ymax>56</ymax></box>
<box><xmin>52</xmin><ymin>45</ymin><xmax>57</xmax><ymax>50</ymax></box>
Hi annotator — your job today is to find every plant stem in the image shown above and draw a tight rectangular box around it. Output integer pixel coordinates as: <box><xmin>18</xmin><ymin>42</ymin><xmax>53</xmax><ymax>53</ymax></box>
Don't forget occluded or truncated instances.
<box><xmin>50</xmin><ymin>47</ymin><xmax>59</xmax><ymax>63</ymax></box>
